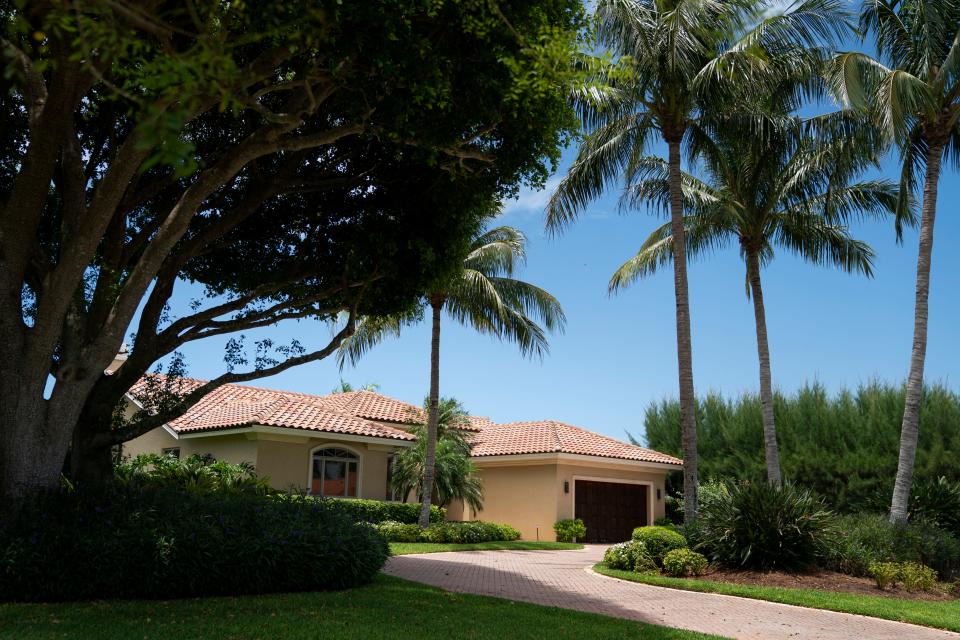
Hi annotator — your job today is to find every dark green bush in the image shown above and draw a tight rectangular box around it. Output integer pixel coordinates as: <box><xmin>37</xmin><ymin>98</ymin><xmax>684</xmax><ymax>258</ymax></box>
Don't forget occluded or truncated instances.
<box><xmin>375</xmin><ymin>520</ymin><xmax>520</xmax><ymax>544</ymax></box>
<box><xmin>115</xmin><ymin>453</ymin><xmax>272</xmax><ymax>495</ymax></box>
<box><xmin>281</xmin><ymin>495</ymin><xmax>445</xmax><ymax>524</ymax></box>
<box><xmin>699</xmin><ymin>481</ymin><xmax>835</xmax><ymax>571</ymax></box>
<box><xmin>0</xmin><ymin>487</ymin><xmax>388</xmax><ymax>602</ymax></box>
<box><xmin>632</xmin><ymin>526</ymin><xmax>687</xmax><ymax>564</ymax></box>
<box><xmin>553</xmin><ymin>518</ymin><xmax>586</xmax><ymax>542</ymax></box>
<box><xmin>906</xmin><ymin>476</ymin><xmax>960</xmax><ymax>537</ymax></box>
<box><xmin>894</xmin><ymin>519</ymin><xmax>960</xmax><ymax>581</ymax></box>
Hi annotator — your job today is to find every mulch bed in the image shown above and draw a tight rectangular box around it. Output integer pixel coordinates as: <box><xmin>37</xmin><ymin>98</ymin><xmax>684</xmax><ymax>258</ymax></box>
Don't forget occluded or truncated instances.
<box><xmin>694</xmin><ymin>568</ymin><xmax>958</xmax><ymax>601</ymax></box>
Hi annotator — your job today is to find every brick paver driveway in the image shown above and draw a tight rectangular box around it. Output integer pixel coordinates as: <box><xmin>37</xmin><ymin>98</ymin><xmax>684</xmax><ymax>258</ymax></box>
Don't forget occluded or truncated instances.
<box><xmin>384</xmin><ymin>545</ymin><xmax>958</xmax><ymax>640</ymax></box>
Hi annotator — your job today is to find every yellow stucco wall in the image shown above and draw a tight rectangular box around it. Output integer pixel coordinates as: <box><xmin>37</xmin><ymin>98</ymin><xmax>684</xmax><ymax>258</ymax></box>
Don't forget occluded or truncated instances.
<box><xmin>123</xmin><ymin>426</ymin><xmax>397</xmax><ymax>500</ymax></box>
<box><xmin>467</xmin><ymin>463</ymin><xmax>560</xmax><ymax>541</ymax></box>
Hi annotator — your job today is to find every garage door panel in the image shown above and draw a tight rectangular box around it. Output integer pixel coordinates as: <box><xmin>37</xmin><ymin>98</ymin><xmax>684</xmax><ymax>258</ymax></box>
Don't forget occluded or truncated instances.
<box><xmin>574</xmin><ymin>480</ymin><xmax>648</xmax><ymax>543</ymax></box>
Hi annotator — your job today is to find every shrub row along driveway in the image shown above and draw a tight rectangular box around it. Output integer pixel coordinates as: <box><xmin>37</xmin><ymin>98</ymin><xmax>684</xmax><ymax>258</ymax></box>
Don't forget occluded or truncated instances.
<box><xmin>384</xmin><ymin>545</ymin><xmax>958</xmax><ymax>640</ymax></box>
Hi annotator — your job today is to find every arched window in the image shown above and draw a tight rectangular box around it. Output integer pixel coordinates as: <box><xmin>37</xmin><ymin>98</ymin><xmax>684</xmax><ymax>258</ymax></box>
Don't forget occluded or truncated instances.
<box><xmin>311</xmin><ymin>447</ymin><xmax>360</xmax><ymax>497</ymax></box>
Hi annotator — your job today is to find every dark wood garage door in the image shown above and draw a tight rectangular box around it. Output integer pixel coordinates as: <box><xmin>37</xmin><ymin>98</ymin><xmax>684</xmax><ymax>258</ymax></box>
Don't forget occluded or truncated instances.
<box><xmin>574</xmin><ymin>480</ymin><xmax>648</xmax><ymax>543</ymax></box>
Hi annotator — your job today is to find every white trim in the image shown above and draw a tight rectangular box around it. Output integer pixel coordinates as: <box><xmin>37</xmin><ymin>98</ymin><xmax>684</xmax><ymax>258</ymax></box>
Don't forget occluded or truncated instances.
<box><xmin>472</xmin><ymin>452</ymin><xmax>680</xmax><ymax>471</ymax></box>
<box><xmin>307</xmin><ymin>443</ymin><xmax>363</xmax><ymax>498</ymax></box>
<box><xmin>173</xmin><ymin>424</ymin><xmax>414</xmax><ymax>447</ymax></box>
<box><xmin>571</xmin><ymin>475</ymin><xmax>655</xmax><ymax>532</ymax></box>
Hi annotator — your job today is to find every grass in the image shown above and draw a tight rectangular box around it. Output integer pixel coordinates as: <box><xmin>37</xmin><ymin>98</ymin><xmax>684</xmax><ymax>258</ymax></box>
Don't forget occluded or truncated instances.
<box><xmin>390</xmin><ymin>541</ymin><xmax>583</xmax><ymax>555</ymax></box>
<box><xmin>0</xmin><ymin>574</ymin><xmax>723</xmax><ymax>640</ymax></box>
<box><xmin>594</xmin><ymin>564</ymin><xmax>960</xmax><ymax>633</ymax></box>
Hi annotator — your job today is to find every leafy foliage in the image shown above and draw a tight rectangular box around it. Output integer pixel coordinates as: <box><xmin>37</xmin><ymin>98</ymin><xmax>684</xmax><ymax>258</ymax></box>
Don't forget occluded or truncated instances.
<box><xmin>631</xmin><ymin>526</ymin><xmax>688</xmax><ymax>564</ymax></box>
<box><xmin>114</xmin><ymin>453</ymin><xmax>271</xmax><ymax>495</ymax></box>
<box><xmin>869</xmin><ymin>561</ymin><xmax>900</xmax><ymax>589</ymax></box>
<box><xmin>662</xmin><ymin>548</ymin><xmax>709</xmax><ymax>577</ymax></box>
<box><xmin>602</xmin><ymin>540</ymin><xmax>658</xmax><ymax>573</ymax></box>
<box><xmin>0</xmin><ymin>487</ymin><xmax>388</xmax><ymax>602</ymax></box>
<box><xmin>375</xmin><ymin>521</ymin><xmax>520</xmax><ymax>544</ymax></box>
<box><xmin>388</xmin><ymin>398</ymin><xmax>483</xmax><ymax>511</ymax></box>
<box><xmin>553</xmin><ymin>518</ymin><xmax>587</xmax><ymax>542</ymax></box>
<box><xmin>643</xmin><ymin>382</ymin><xmax>960</xmax><ymax>512</ymax></box>
<box><xmin>287</xmin><ymin>497</ymin><xmax>445</xmax><ymax>526</ymax></box>
<box><xmin>698</xmin><ymin>481</ymin><xmax>835</xmax><ymax>571</ymax></box>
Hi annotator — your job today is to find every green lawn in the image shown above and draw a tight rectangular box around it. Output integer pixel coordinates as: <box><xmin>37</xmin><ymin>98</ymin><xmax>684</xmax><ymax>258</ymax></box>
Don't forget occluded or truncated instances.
<box><xmin>0</xmin><ymin>574</ymin><xmax>723</xmax><ymax>640</ymax></box>
<box><xmin>594</xmin><ymin>564</ymin><xmax>960</xmax><ymax>633</ymax></box>
<box><xmin>390</xmin><ymin>541</ymin><xmax>583</xmax><ymax>555</ymax></box>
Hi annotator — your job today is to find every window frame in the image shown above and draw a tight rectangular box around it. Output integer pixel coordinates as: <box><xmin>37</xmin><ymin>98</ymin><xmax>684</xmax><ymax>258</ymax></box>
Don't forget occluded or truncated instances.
<box><xmin>161</xmin><ymin>447</ymin><xmax>181</xmax><ymax>459</ymax></box>
<box><xmin>308</xmin><ymin>445</ymin><xmax>362</xmax><ymax>498</ymax></box>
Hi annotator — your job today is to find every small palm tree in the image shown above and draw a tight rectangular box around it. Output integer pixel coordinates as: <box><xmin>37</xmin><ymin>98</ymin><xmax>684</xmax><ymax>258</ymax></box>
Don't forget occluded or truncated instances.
<box><xmin>340</xmin><ymin>225</ymin><xmax>565</xmax><ymax>527</ymax></box>
<box><xmin>547</xmin><ymin>0</ymin><xmax>851</xmax><ymax>521</ymax></box>
<box><xmin>391</xmin><ymin>398</ymin><xmax>483</xmax><ymax>511</ymax></box>
<box><xmin>827</xmin><ymin>0</ymin><xmax>960</xmax><ymax>523</ymax></box>
<box><xmin>609</xmin><ymin>118</ymin><xmax>898</xmax><ymax>486</ymax></box>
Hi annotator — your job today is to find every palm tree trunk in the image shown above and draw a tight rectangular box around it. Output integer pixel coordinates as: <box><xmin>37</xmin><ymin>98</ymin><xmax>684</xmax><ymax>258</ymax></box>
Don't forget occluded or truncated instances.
<box><xmin>418</xmin><ymin>296</ymin><xmax>444</xmax><ymax>528</ymax></box>
<box><xmin>667</xmin><ymin>139</ymin><xmax>699</xmax><ymax>523</ymax></box>
<box><xmin>890</xmin><ymin>140</ymin><xmax>944</xmax><ymax>524</ymax></box>
<box><xmin>746</xmin><ymin>251</ymin><xmax>782</xmax><ymax>486</ymax></box>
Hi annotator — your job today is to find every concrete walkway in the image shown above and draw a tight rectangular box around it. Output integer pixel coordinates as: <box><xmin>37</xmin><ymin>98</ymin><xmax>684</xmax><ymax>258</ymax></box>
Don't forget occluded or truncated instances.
<box><xmin>383</xmin><ymin>545</ymin><xmax>958</xmax><ymax>640</ymax></box>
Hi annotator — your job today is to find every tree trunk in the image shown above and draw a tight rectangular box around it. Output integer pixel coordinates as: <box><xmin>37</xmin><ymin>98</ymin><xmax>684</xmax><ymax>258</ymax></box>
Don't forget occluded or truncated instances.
<box><xmin>69</xmin><ymin>402</ymin><xmax>117</xmax><ymax>488</ymax></box>
<box><xmin>747</xmin><ymin>251</ymin><xmax>782</xmax><ymax>486</ymax></box>
<box><xmin>418</xmin><ymin>296</ymin><xmax>444</xmax><ymax>528</ymax></box>
<box><xmin>667</xmin><ymin>139</ymin><xmax>699</xmax><ymax>523</ymax></box>
<box><xmin>890</xmin><ymin>140</ymin><xmax>944</xmax><ymax>524</ymax></box>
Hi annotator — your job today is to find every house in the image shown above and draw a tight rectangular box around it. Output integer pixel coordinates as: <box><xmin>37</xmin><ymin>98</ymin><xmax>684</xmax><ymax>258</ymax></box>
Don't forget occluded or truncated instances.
<box><xmin>122</xmin><ymin>377</ymin><xmax>682</xmax><ymax>542</ymax></box>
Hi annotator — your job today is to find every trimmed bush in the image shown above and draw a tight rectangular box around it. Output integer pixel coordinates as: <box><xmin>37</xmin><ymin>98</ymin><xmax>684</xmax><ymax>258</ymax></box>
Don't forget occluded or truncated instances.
<box><xmin>285</xmin><ymin>496</ymin><xmax>445</xmax><ymax>524</ymax></box>
<box><xmin>632</xmin><ymin>526</ymin><xmax>687</xmax><ymax>564</ymax></box>
<box><xmin>698</xmin><ymin>481</ymin><xmax>835</xmax><ymax>571</ymax></box>
<box><xmin>375</xmin><ymin>520</ymin><xmax>520</xmax><ymax>544</ymax></box>
<box><xmin>662</xmin><ymin>548</ymin><xmax>708</xmax><ymax>577</ymax></box>
<box><xmin>0</xmin><ymin>487</ymin><xmax>388</xmax><ymax>602</ymax></box>
<box><xmin>869</xmin><ymin>561</ymin><xmax>899</xmax><ymax>590</ymax></box>
<box><xmin>602</xmin><ymin>541</ymin><xmax>658</xmax><ymax>574</ymax></box>
<box><xmin>553</xmin><ymin>518</ymin><xmax>586</xmax><ymax>543</ymax></box>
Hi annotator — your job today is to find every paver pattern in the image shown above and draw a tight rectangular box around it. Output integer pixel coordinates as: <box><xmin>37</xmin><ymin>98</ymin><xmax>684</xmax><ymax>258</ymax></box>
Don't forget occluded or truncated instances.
<box><xmin>384</xmin><ymin>545</ymin><xmax>959</xmax><ymax>640</ymax></box>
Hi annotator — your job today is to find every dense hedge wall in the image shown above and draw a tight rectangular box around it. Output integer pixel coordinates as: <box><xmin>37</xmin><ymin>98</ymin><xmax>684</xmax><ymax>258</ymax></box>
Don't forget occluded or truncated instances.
<box><xmin>0</xmin><ymin>488</ymin><xmax>388</xmax><ymax>602</ymax></box>
<box><xmin>643</xmin><ymin>382</ymin><xmax>960</xmax><ymax>511</ymax></box>
<box><xmin>287</xmin><ymin>496</ymin><xmax>446</xmax><ymax>524</ymax></box>
<box><xmin>376</xmin><ymin>520</ymin><xmax>520</xmax><ymax>543</ymax></box>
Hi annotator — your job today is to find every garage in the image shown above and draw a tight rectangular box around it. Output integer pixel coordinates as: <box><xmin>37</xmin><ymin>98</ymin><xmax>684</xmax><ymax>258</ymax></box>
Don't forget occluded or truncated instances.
<box><xmin>574</xmin><ymin>479</ymin><xmax>649</xmax><ymax>543</ymax></box>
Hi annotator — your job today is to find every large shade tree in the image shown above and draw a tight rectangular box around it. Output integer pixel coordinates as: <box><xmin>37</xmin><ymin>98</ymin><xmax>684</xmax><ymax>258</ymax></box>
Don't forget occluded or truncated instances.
<box><xmin>827</xmin><ymin>0</ymin><xmax>960</xmax><ymax>524</ymax></box>
<box><xmin>610</xmin><ymin>117</ymin><xmax>898</xmax><ymax>485</ymax></box>
<box><xmin>340</xmin><ymin>224</ymin><xmax>565</xmax><ymax>526</ymax></box>
<box><xmin>0</xmin><ymin>0</ymin><xmax>585</xmax><ymax>500</ymax></box>
<box><xmin>546</xmin><ymin>0</ymin><xmax>850</xmax><ymax>520</ymax></box>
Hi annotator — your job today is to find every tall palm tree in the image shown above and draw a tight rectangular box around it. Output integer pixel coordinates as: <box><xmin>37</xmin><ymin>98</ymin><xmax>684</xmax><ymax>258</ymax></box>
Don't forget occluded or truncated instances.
<box><xmin>827</xmin><ymin>0</ymin><xmax>960</xmax><ymax>524</ymax></box>
<box><xmin>391</xmin><ymin>398</ymin><xmax>484</xmax><ymax>512</ymax></box>
<box><xmin>340</xmin><ymin>225</ymin><xmax>565</xmax><ymax>527</ymax></box>
<box><xmin>609</xmin><ymin>118</ymin><xmax>898</xmax><ymax>486</ymax></box>
<box><xmin>547</xmin><ymin>0</ymin><xmax>850</xmax><ymax>521</ymax></box>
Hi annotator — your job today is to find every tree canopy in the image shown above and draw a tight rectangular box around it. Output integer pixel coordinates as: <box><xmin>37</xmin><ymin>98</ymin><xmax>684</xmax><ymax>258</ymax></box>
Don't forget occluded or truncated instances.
<box><xmin>0</xmin><ymin>0</ymin><xmax>586</xmax><ymax>497</ymax></box>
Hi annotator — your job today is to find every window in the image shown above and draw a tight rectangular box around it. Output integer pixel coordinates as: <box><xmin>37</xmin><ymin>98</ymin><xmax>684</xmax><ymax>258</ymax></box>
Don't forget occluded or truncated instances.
<box><xmin>162</xmin><ymin>447</ymin><xmax>181</xmax><ymax>459</ymax></box>
<box><xmin>311</xmin><ymin>447</ymin><xmax>359</xmax><ymax>497</ymax></box>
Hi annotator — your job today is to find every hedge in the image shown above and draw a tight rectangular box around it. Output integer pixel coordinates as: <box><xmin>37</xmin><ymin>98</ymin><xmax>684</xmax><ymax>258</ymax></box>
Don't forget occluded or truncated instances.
<box><xmin>281</xmin><ymin>495</ymin><xmax>445</xmax><ymax>524</ymax></box>
<box><xmin>0</xmin><ymin>487</ymin><xmax>388</xmax><ymax>602</ymax></box>
<box><xmin>376</xmin><ymin>520</ymin><xmax>520</xmax><ymax>543</ymax></box>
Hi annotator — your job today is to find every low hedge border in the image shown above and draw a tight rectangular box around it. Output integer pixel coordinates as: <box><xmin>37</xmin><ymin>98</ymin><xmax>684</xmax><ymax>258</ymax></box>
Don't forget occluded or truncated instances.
<box><xmin>377</xmin><ymin>520</ymin><xmax>520</xmax><ymax>544</ymax></box>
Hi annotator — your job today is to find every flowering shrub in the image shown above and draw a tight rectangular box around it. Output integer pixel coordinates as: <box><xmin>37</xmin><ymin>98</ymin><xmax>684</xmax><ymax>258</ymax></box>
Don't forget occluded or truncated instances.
<box><xmin>602</xmin><ymin>540</ymin><xmax>658</xmax><ymax>573</ymax></box>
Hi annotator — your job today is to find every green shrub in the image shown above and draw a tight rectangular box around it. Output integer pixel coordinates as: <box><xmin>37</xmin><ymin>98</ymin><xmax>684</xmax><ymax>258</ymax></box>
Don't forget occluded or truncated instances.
<box><xmin>632</xmin><ymin>526</ymin><xmax>687</xmax><ymax>564</ymax></box>
<box><xmin>698</xmin><ymin>481</ymin><xmax>835</xmax><ymax>571</ymax></box>
<box><xmin>634</xmin><ymin>551</ymin><xmax>660</xmax><ymax>574</ymax></box>
<box><xmin>0</xmin><ymin>486</ymin><xmax>388</xmax><ymax>602</ymax></box>
<box><xmin>899</xmin><ymin>562</ymin><xmax>938</xmax><ymax>592</ymax></box>
<box><xmin>554</xmin><ymin>518</ymin><xmax>587</xmax><ymax>543</ymax></box>
<box><xmin>828</xmin><ymin>513</ymin><xmax>897</xmax><ymax>576</ymax></box>
<box><xmin>376</xmin><ymin>520</ymin><xmax>520</xmax><ymax>544</ymax></box>
<box><xmin>278</xmin><ymin>495</ymin><xmax>445</xmax><ymax>524</ymax></box>
<box><xmin>662</xmin><ymin>548</ymin><xmax>708</xmax><ymax>577</ymax></box>
<box><xmin>115</xmin><ymin>453</ymin><xmax>271</xmax><ymax>495</ymax></box>
<box><xmin>653</xmin><ymin>517</ymin><xmax>674</xmax><ymax>527</ymax></box>
<box><xmin>603</xmin><ymin>541</ymin><xmax>642</xmax><ymax>570</ymax></box>
<box><xmin>894</xmin><ymin>519</ymin><xmax>960</xmax><ymax>581</ymax></box>
<box><xmin>868</xmin><ymin>561</ymin><xmax>900</xmax><ymax>590</ymax></box>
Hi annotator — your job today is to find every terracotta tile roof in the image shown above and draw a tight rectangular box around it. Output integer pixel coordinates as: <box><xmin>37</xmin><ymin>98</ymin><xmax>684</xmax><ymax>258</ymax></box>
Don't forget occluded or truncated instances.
<box><xmin>126</xmin><ymin>377</ymin><xmax>679</xmax><ymax>463</ymax></box>
<box><xmin>471</xmin><ymin>420</ymin><xmax>682</xmax><ymax>465</ymax></box>
<box><xmin>127</xmin><ymin>377</ymin><xmax>414</xmax><ymax>441</ymax></box>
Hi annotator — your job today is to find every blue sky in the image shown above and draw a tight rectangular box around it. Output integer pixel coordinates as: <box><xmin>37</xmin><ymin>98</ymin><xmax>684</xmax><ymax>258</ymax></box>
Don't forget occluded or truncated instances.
<box><xmin>163</xmin><ymin>132</ymin><xmax>959</xmax><ymax>444</ymax></box>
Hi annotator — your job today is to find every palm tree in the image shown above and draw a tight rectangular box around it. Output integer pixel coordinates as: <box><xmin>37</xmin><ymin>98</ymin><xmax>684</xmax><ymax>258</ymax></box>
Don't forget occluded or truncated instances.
<box><xmin>609</xmin><ymin>117</ymin><xmax>898</xmax><ymax>485</ymax></box>
<box><xmin>340</xmin><ymin>225</ymin><xmax>565</xmax><ymax>527</ymax></box>
<box><xmin>391</xmin><ymin>398</ymin><xmax>484</xmax><ymax>511</ymax></box>
<box><xmin>827</xmin><ymin>0</ymin><xmax>960</xmax><ymax>524</ymax></box>
<box><xmin>546</xmin><ymin>0</ymin><xmax>850</xmax><ymax>521</ymax></box>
